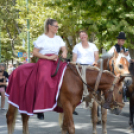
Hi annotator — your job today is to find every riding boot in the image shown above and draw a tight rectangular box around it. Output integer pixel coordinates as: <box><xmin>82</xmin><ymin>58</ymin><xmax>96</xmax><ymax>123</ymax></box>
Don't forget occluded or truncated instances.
<box><xmin>37</xmin><ymin>113</ymin><xmax>44</xmax><ymax>120</ymax></box>
<box><xmin>73</xmin><ymin>110</ymin><xmax>78</xmax><ymax>115</ymax></box>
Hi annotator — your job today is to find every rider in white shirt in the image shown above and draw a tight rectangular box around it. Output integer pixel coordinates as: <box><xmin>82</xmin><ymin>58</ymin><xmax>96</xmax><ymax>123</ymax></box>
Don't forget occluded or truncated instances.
<box><xmin>72</xmin><ymin>31</ymin><xmax>99</xmax><ymax>65</ymax></box>
<box><xmin>72</xmin><ymin>31</ymin><xmax>99</xmax><ymax>114</ymax></box>
<box><xmin>107</xmin><ymin>32</ymin><xmax>131</xmax><ymax>62</ymax></box>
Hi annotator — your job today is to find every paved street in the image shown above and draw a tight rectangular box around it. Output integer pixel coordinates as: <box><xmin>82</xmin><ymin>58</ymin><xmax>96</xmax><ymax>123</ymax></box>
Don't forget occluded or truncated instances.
<box><xmin>0</xmin><ymin>101</ymin><xmax>132</xmax><ymax>134</ymax></box>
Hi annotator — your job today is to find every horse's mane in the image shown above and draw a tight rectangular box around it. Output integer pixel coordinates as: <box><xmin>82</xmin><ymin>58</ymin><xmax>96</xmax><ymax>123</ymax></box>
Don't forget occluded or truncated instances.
<box><xmin>87</xmin><ymin>65</ymin><xmax>115</xmax><ymax>77</ymax></box>
<box><xmin>129</xmin><ymin>62</ymin><xmax>134</xmax><ymax>77</ymax></box>
<box><xmin>103</xmin><ymin>70</ymin><xmax>115</xmax><ymax>77</ymax></box>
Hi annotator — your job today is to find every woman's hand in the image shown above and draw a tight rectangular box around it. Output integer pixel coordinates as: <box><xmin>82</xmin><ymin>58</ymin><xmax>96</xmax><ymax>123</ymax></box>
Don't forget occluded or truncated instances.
<box><xmin>62</xmin><ymin>52</ymin><xmax>67</xmax><ymax>59</ymax></box>
<box><xmin>47</xmin><ymin>55</ymin><xmax>58</xmax><ymax>61</ymax></box>
<box><xmin>93</xmin><ymin>62</ymin><xmax>98</xmax><ymax>66</ymax></box>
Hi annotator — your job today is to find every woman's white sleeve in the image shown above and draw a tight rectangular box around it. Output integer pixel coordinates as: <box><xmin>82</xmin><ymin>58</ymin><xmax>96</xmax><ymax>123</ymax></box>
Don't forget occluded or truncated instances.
<box><xmin>58</xmin><ymin>36</ymin><xmax>65</xmax><ymax>47</ymax></box>
<box><xmin>33</xmin><ymin>36</ymin><xmax>43</xmax><ymax>49</ymax></box>
<box><xmin>92</xmin><ymin>44</ymin><xmax>98</xmax><ymax>51</ymax></box>
<box><xmin>72</xmin><ymin>45</ymin><xmax>78</xmax><ymax>54</ymax></box>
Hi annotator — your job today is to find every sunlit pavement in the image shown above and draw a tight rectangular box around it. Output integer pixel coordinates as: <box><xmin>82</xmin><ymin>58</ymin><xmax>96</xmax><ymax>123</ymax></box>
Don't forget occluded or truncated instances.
<box><xmin>0</xmin><ymin>102</ymin><xmax>132</xmax><ymax>134</ymax></box>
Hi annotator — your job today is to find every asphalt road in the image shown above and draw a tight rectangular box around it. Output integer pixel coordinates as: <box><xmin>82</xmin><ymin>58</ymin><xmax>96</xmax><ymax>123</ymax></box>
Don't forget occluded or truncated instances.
<box><xmin>0</xmin><ymin>101</ymin><xmax>132</xmax><ymax>134</ymax></box>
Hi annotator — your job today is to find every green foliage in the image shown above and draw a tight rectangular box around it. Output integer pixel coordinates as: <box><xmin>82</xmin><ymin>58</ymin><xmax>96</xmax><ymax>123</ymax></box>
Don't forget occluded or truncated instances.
<box><xmin>1</xmin><ymin>0</ymin><xmax>134</xmax><ymax>62</ymax></box>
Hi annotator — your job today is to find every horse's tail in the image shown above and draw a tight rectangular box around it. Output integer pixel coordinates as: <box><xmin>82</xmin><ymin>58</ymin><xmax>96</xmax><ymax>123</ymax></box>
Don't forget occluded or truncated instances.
<box><xmin>58</xmin><ymin>113</ymin><xmax>64</xmax><ymax>130</ymax></box>
<box><xmin>6</xmin><ymin>104</ymin><xmax>18</xmax><ymax>134</ymax></box>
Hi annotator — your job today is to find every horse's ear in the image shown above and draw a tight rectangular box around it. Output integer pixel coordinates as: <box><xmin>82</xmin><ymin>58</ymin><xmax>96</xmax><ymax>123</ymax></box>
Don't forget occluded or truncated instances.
<box><xmin>114</xmin><ymin>49</ymin><xmax>118</xmax><ymax>59</ymax></box>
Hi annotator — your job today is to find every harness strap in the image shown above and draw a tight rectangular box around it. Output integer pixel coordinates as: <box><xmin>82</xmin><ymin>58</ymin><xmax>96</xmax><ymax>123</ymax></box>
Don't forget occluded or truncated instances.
<box><xmin>107</xmin><ymin>58</ymin><xmax>110</xmax><ymax>71</ymax></box>
<box><xmin>110</xmin><ymin>77</ymin><xmax>119</xmax><ymax>91</ymax></box>
<box><xmin>94</xmin><ymin>70</ymin><xmax>103</xmax><ymax>92</ymax></box>
<box><xmin>76</xmin><ymin>65</ymin><xmax>89</xmax><ymax>96</ymax></box>
<box><xmin>51</xmin><ymin>58</ymin><xmax>61</xmax><ymax>77</ymax></box>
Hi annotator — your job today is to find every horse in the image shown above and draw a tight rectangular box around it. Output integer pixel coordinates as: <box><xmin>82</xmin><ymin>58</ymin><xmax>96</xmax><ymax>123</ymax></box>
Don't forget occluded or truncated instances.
<box><xmin>6</xmin><ymin>63</ymin><xmax>125</xmax><ymax>134</ymax></box>
<box><xmin>90</xmin><ymin>51</ymin><xmax>130</xmax><ymax>134</ymax></box>
<box><xmin>126</xmin><ymin>61</ymin><xmax>134</xmax><ymax>132</ymax></box>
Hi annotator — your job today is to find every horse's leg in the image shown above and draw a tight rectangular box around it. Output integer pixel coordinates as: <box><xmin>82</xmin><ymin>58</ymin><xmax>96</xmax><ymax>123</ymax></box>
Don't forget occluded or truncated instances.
<box><xmin>129</xmin><ymin>99</ymin><xmax>134</xmax><ymax>131</ymax></box>
<box><xmin>62</xmin><ymin>102</ymin><xmax>75</xmax><ymax>134</ymax></box>
<box><xmin>101</xmin><ymin>107</ymin><xmax>107</xmax><ymax>134</ymax></box>
<box><xmin>59</xmin><ymin>113</ymin><xmax>64</xmax><ymax>130</ymax></box>
<box><xmin>21</xmin><ymin>114</ymin><xmax>30</xmax><ymax>134</ymax></box>
<box><xmin>97</xmin><ymin>106</ymin><xmax>101</xmax><ymax>124</ymax></box>
<box><xmin>91</xmin><ymin>101</ymin><xmax>98</xmax><ymax>134</ymax></box>
<box><xmin>6</xmin><ymin>104</ymin><xmax>18</xmax><ymax>134</ymax></box>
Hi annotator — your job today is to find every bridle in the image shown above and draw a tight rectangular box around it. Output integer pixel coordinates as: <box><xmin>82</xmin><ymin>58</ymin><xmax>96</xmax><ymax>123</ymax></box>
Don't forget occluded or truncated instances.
<box><xmin>106</xmin><ymin>58</ymin><xmax>125</xmax><ymax>109</ymax></box>
<box><xmin>102</xmin><ymin>76</ymin><xmax>124</xmax><ymax>109</ymax></box>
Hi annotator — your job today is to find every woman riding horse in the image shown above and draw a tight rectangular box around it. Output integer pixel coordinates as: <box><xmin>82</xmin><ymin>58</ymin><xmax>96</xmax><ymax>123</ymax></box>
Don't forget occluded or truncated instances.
<box><xmin>5</xmin><ymin>18</ymin><xmax>67</xmax><ymax>119</ymax></box>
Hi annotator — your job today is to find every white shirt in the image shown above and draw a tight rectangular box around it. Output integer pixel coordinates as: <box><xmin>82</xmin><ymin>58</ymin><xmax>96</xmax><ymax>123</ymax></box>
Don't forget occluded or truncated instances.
<box><xmin>107</xmin><ymin>46</ymin><xmax>131</xmax><ymax>62</ymax></box>
<box><xmin>33</xmin><ymin>34</ymin><xmax>65</xmax><ymax>55</ymax></box>
<box><xmin>72</xmin><ymin>42</ymin><xmax>98</xmax><ymax>65</ymax></box>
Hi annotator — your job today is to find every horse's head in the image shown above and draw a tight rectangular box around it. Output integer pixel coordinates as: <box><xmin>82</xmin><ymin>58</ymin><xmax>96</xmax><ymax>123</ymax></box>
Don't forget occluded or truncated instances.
<box><xmin>109</xmin><ymin>50</ymin><xmax>130</xmax><ymax>76</ymax></box>
<box><xmin>98</xmin><ymin>70</ymin><xmax>124</xmax><ymax>114</ymax></box>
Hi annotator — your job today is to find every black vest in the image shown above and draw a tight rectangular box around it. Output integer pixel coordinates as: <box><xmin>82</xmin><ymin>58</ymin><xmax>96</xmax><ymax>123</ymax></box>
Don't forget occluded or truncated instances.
<box><xmin>114</xmin><ymin>44</ymin><xmax>125</xmax><ymax>53</ymax></box>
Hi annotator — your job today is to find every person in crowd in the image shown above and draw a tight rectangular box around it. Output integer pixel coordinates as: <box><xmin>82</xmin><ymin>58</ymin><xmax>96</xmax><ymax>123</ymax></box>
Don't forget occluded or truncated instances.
<box><xmin>0</xmin><ymin>70</ymin><xmax>7</xmax><ymax>109</ymax></box>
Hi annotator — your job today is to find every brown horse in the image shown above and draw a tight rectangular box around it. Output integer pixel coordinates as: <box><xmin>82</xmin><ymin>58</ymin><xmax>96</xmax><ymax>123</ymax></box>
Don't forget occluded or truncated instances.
<box><xmin>6</xmin><ymin>63</ymin><xmax>124</xmax><ymax>134</ymax></box>
<box><xmin>126</xmin><ymin>61</ymin><xmax>134</xmax><ymax>132</ymax></box>
<box><xmin>91</xmin><ymin>51</ymin><xmax>130</xmax><ymax>134</ymax></box>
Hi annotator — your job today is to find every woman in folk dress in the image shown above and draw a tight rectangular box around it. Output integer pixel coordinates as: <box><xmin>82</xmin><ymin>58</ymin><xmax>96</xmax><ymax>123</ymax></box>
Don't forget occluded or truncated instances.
<box><xmin>6</xmin><ymin>18</ymin><xmax>67</xmax><ymax>120</ymax></box>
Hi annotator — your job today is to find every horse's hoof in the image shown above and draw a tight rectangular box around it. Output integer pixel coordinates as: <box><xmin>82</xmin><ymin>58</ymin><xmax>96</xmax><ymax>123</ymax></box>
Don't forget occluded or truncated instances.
<box><xmin>127</xmin><ymin>125</ymin><xmax>134</xmax><ymax>133</ymax></box>
<box><xmin>101</xmin><ymin>131</ymin><xmax>107</xmax><ymax>134</ymax></box>
<box><xmin>92</xmin><ymin>131</ymin><xmax>97</xmax><ymax>134</ymax></box>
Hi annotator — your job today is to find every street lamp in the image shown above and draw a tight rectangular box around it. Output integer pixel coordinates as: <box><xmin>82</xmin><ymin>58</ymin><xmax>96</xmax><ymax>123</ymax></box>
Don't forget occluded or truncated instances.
<box><xmin>26</xmin><ymin>0</ymin><xmax>30</xmax><ymax>63</ymax></box>
<box><xmin>0</xmin><ymin>24</ymin><xmax>1</xmax><ymax>63</ymax></box>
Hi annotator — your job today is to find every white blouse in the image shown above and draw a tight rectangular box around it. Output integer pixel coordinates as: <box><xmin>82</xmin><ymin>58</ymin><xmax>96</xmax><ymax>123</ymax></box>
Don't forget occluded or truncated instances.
<box><xmin>72</xmin><ymin>42</ymin><xmax>98</xmax><ymax>65</ymax></box>
<box><xmin>33</xmin><ymin>34</ymin><xmax>65</xmax><ymax>55</ymax></box>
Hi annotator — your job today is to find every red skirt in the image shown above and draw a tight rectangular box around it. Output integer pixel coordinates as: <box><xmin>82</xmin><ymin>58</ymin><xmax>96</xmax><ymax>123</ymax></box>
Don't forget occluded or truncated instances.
<box><xmin>5</xmin><ymin>58</ymin><xmax>67</xmax><ymax>115</ymax></box>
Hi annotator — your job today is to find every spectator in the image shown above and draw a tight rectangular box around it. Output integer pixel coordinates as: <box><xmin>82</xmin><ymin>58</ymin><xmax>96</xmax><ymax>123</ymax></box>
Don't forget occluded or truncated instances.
<box><xmin>0</xmin><ymin>64</ymin><xmax>9</xmax><ymax>90</ymax></box>
<box><xmin>0</xmin><ymin>70</ymin><xmax>7</xmax><ymax>109</ymax></box>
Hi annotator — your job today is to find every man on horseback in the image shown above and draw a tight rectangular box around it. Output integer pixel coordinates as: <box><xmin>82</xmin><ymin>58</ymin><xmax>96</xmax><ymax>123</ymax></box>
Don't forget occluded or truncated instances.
<box><xmin>107</xmin><ymin>32</ymin><xmax>131</xmax><ymax>102</ymax></box>
<box><xmin>107</xmin><ymin>32</ymin><xmax>131</xmax><ymax>62</ymax></box>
